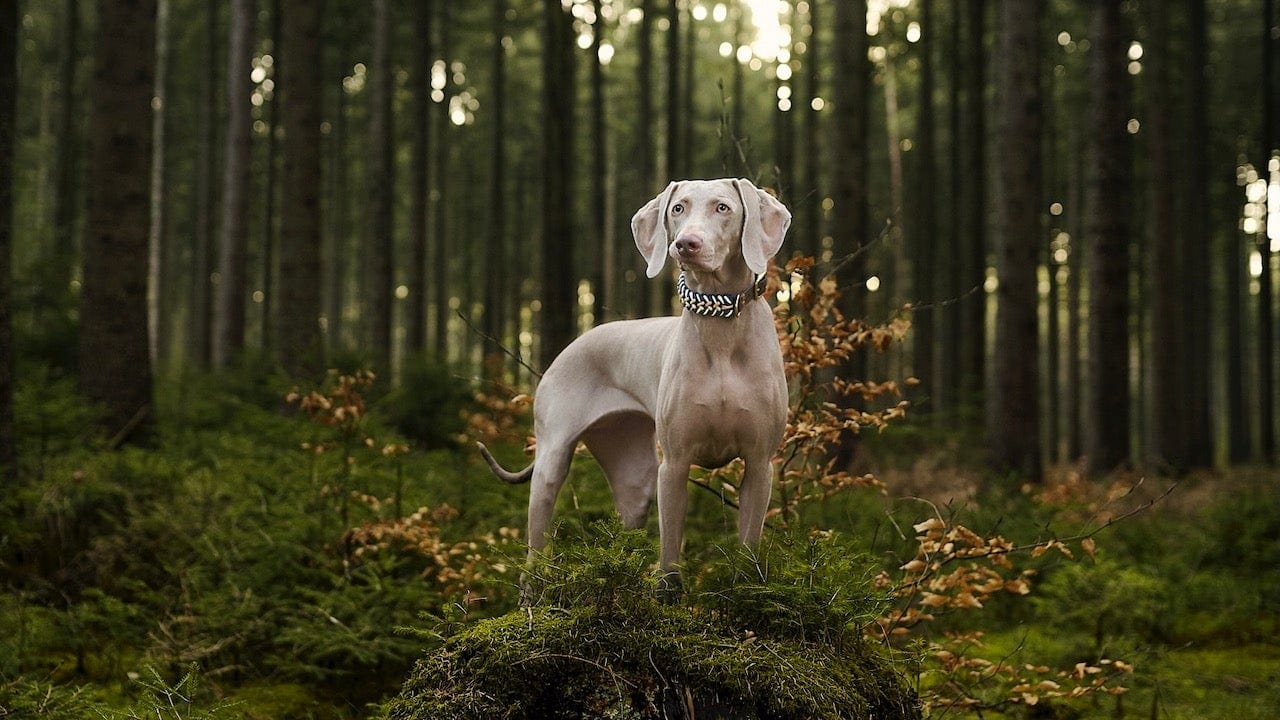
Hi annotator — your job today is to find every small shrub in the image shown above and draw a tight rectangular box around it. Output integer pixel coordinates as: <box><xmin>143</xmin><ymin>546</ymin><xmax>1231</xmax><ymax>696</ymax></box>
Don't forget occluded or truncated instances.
<box><xmin>382</xmin><ymin>356</ymin><xmax>471</xmax><ymax>450</ymax></box>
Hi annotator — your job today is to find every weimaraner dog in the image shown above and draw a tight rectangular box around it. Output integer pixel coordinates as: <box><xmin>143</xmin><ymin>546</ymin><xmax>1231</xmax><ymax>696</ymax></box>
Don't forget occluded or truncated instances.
<box><xmin>478</xmin><ymin>178</ymin><xmax>791</xmax><ymax>595</ymax></box>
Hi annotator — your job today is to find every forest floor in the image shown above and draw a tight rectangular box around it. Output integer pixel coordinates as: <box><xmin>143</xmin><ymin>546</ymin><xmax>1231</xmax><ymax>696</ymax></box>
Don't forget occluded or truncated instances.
<box><xmin>1</xmin><ymin>370</ymin><xmax>1277</xmax><ymax>719</ymax></box>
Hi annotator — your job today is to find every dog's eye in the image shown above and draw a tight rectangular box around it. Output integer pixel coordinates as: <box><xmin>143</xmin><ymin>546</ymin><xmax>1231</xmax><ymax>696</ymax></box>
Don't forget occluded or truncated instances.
<box><xmin>671</xmin><ymin>203</ymin><xmax>684</xmax><ymax>215</ymax></box>
<box><xmin>717</xmin><ymin>203</ymin><xmax>731</xmax><ymax>213</ymax></box>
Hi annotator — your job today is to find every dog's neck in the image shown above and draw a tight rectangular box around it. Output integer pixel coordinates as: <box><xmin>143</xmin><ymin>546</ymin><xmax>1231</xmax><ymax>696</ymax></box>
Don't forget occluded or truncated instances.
<box><xmin>678</xmin><ymin>269</ymin><xmax>767</xmax><ymax>320</ymax></box>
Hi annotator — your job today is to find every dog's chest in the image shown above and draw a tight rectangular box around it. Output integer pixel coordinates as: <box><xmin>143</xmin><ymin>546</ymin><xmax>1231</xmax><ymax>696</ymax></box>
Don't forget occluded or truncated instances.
<box><xmin>659</xmin><ymin>337</ymin><xmax>785</xmax><ymax>466</ymax></box>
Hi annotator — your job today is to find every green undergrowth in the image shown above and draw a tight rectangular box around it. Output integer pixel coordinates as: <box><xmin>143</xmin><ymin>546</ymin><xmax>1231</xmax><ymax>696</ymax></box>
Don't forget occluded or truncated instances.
<box><xmin>383</xmin><ymin>524</ymin><xmax>921</xmax><ymax>720</ymax></box>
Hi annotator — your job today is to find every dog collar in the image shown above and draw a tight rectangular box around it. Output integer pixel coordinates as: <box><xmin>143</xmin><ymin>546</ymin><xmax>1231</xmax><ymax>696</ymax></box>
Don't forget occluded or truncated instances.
<box><xmin>677</xmin><ymin>272</ymin><xmax>768</xmax><ymax>319</ymax></box>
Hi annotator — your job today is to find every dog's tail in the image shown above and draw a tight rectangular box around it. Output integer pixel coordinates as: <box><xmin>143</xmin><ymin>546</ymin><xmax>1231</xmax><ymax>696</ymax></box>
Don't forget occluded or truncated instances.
<box><xmin>476</xmin><ymin>442</ymin><xmax>535</xmax><ymax>484</ymax></box>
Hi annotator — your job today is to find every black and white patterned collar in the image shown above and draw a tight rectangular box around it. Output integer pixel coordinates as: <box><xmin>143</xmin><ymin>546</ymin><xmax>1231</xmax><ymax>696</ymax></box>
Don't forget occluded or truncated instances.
<box><xmin>676</xmin><ymin>272</ymin><xmax>769</xmax><ymax>319</ymax></box>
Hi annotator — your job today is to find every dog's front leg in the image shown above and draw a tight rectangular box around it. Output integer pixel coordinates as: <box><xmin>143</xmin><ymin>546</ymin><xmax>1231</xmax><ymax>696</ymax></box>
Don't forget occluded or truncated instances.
<box><xmin>656</xmin><ymin>456</ymin><xmax>691</xmax><ymax>602</ymax></box>
<box><xmin>737</xmin><ymin>454</ymin><xmax>774</xmax><ymax>547</ymax></box>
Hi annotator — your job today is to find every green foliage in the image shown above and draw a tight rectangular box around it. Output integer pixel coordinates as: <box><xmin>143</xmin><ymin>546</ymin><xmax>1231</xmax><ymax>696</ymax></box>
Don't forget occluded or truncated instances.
<box><xmin>1033</xmin><ymin>559</ymin><xmax>1170</xmax><ymax>656</ymax></box>
<box><xmin>695</xmin><ymin>531</ymin><xmax>886</xmax><ymax>651</ymax></box>
<box><xmin>380</xmin><ymin>355</ymin><xmax>471</xmax><ymax>450</ymax></box>
<box><xmin>0</xmin><ymin>676</ymin><xmax>106</xmax><ymax>720</ymax></box>
<box><xmin>11</xmin><ymin>365</ymin><xmax>97</xmax><ymax>472</ymax></box>
<box><xmin>5</xmin><ymin>359</ymin><xmax>1278</xmax><ymax>719</ymax></box>
<box><xmin>385</xmin><ymin>524</ymin><xmax>920</xmax><ymax>720</ymax></box>
<box><xmin>99</xmin><ymin>666</ymin><xmax>240</xmax><ymax>720</ymax></box>
<box><xmin>1</xmin><ymin>369</ymin><xmax>519</xmax><ymax>716</ymax></box>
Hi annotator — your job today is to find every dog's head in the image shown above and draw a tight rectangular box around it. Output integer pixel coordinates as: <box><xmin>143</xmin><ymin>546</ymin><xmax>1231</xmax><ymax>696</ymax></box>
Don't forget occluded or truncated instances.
<box><xmin>631</xmin><ymin>178</ymin><xmax>791</xmax><ymax>279</ymax></box>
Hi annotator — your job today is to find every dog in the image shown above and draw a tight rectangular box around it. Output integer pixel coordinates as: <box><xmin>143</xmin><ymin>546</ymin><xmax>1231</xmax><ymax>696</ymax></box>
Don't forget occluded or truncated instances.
<box><xmin>478</xmin><ymin>178</ymin><xmax>791</xmax><ymax>596</ymax></box>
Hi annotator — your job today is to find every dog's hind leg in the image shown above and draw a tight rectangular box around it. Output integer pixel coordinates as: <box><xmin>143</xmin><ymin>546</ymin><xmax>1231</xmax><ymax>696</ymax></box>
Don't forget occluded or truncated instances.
<box><xmin>525</xmin><ymin>440</ymin><xmax>576</xmax><ymax>560</ymax></box>
<box><xmin>581</xmin><ymin>411</ymin><xmax>659</xmax><ymax>531</ymax></box>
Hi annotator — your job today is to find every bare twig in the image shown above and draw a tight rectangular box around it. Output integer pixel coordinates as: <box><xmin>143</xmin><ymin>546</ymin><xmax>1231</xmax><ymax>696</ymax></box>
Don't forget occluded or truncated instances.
<box><xmin>455</xmin><ymin>309</ymin><xmax>543</xmax><ymax>379</ymax></box>
<box><xmin>814</xmin><ymin>219</ymin><xmax>894</xmax><ymax>286</ymax></box>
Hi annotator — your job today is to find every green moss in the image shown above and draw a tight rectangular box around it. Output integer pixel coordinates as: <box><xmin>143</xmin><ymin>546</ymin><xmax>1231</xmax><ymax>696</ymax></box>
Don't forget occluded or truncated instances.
<box><xmin>384</xmin><ymin>526</ymin><xmax>920</xmax><ymax>720</ymax></box>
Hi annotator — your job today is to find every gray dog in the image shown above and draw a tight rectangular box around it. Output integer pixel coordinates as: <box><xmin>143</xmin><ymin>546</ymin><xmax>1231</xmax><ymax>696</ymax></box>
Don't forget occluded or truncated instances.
<box><xmin>479</xmin><ymin>178</ymin><xmax>791</xmax><ymax>594</ymax></box>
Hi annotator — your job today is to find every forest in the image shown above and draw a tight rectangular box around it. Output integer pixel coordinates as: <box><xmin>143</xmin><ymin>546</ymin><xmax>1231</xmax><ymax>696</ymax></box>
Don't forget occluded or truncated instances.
<box><xmin>1</xmin><ymin>0</ymin><xmax>1278</xmax><ymax>718</ymax></box>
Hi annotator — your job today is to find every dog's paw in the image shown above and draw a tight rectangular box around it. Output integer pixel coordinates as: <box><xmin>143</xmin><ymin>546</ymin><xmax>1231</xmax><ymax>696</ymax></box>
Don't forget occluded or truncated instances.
<box><xmin>657</xmin><ymin>570</ymin><xmax>684</xmax><ymax>605</ymax></box>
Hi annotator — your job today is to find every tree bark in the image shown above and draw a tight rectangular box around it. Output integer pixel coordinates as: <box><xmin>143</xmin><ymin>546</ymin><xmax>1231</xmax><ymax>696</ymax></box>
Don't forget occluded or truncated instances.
<box><xmin>325</xmin><ymin>26</ymin><xmax>350</xmax><ymax>352</ymax></box>
<box><xmin>148</xmin><ymin>0</ymin><xmax>170</xmax><ymax>366</ymax></box>
<box><xmin>213</xmin><ymin>0</ymin><xmax>255</xmax><ymax>368</ymax></box>
<box><xmin>277</xmin><ymin>0</ymin><xmax>324</xmax><ymax>379</ymax></box>
<box><xmin>540</xmin><ymin>0</ymin><xmax>577</xmax><ymax>366</ymax></box>
<box><xmin>80</xmin><ymin>0</ymin><xmax>157</xmax><ymax>439</ymax></box>
<box><xmin>589</xmin><ymin>0</ymin><xmax>608</xmax><ymax>324</ymax></box>
<box><xmin>961</xmin><ymin>0</ymin><xmax>987</xmax><ymax>407</ymax></box>
<box><xmin>636</xmin><ymin>0</ymin><xmax>655</xmax><ymax>318</ymax></box>
<box><xmin>51</xmin><ymin>0</ymin><xmax>80</xmax><ymax>292</ymax></box>
<box><xmin>433</xmin><ymin>4</ymin><xmax>452</xmax><ymax>358</ymax></box>
<box><xmin>833</xmin><ymin>0</ymin><xmax>869</xmax><ymax>313</ymax></box>
<box><xmin>484</xmin><ymin>0</ymin><xmax>508</xmax><ymax>374</ymax></box>
<box><xmin>1259</xmin><ymin>0</ymin><xmax>1276</xmax><ymax>464</ymax></box>
<box><xmin>1145</xmin><ymin>0</ymin><xmax>1187</xmax><ymax>473</ymax></box>
<box><xmin>1085</xmin><ymin>0</ymin><xmax>1132</xmax><ymax>474</ymax></box>
<box><xmin>0</xmin><ymin>0</ymin><xmax>16</xmax><ymax>476</ymax></box>
<box><xmin>367</xmin><ymin>0</ymin><xmax>395</xmax><ymax>366</ymax></box>
<box><xmin>830</xmin><ymin>0</ymin><xmax>869</xmax><ymax>467</ymax></box>
<box><xmin>407</xmin><ymin>0</ymin><xmax>434</xmax><ymax>356</ymax></box>
<box><xmin>1066</xmin><ymin>132</ymin><xmax>1084</xmax><ymax>461</ymax></box>
<box><xmin>912</xmin><ymin>0</ymin><xmax>935</xmax><ymax>401</ymax></box>
<box><xmin>191</xmin><ymin>0</ymin><xmax>216</xmax><ymax>368</ymax></box>
<box><xmin>665</xmin><ymin>0</ymin><xmax>681</xmax><ymax>181</ymax></box>
<box><xmin>938</xmin><ymin>0</ymin><xmax>963</xmax><ymax>413</ymax></box>
<box><xmin>989</xmin><ymin>0</ymin><xmax>1042</xmax><ymax>481</ymax></box>
<box><xmin>799</xmin><ymin>0</ymin><xmax>822</xmax><ymax>259</ymax></box>
<box><xmin>1183</xmin><ymin>0</ymin><xmax>1213</xmax><ymax>467</ymax></box>
<box><xmin>260</xmin><ymin>0</ymin><xmax>282</xmax><ymax>353</ymax></box>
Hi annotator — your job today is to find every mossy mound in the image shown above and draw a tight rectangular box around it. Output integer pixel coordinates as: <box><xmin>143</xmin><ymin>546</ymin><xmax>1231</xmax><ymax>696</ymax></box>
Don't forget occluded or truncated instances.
<box><xmin>384</xmin><ymin>526</ymin><xmax>921</xmax><ymax>720</ymax></box>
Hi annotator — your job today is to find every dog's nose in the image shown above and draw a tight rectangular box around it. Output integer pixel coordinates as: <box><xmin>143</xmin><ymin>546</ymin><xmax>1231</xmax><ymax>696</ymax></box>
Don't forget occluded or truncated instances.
<box><xmin>674</xmin><ymin>233</ymin><xmax>703</xmax><ymax>256</ymax></box>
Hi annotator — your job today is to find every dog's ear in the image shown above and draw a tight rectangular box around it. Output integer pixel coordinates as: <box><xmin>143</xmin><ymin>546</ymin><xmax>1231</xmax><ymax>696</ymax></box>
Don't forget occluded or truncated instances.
<box><xmin>632</xmin><ymin>181</ymin><xmax>679</xmax><ymax>278</ymax></box>
<box><xmin>734</xmin><ymin>178</ymin><xmax>791</xmax><ymax>275</ymax></box>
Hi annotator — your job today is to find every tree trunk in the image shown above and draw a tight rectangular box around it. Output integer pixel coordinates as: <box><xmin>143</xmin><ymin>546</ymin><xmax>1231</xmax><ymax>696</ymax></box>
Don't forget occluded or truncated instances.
<box><xmin>213</xmin><ymin>0</ymin><xmax>255</xmax><ymax>368</ymax></box>
<box><xmin>938</xmin><ymin>0</ymin><xmax>962</xmax><ymax>414</ymax></box>
<box><xmin>191</xmin><ymin>0</ymin><xmax>216</xmax><ymax>368</ymax></box>
<box><xmin>367</xmin><ymin>0</ymin><xmax>395</xmax><ymax>366</ymax></box>
<box><xmin>636</xmin><ymin>0</ymin><xmax>655</xmax><ymax>318</ymax></box>
<box><xmin>277</xmin><ymin>0</ymin><xmax>324</xmax><ymax>379</ymax></box>
<box><xmin>325</xmin><ymin>28</ymin><xmax>350</xmax><ymax>352</ymax></box>
<box><xmin>1066</xmin><ymin>132</ymin><xmax>1084</xmax><ymax>461</ymax></box>
<box><xmin>1043</xmin><ymin>68</ymin><xmax>1059</xmax><ymax>465</ymax></box>
<box><xmin>433</xmin><ymin>4</ymin><xmax>452</xmax><ymax>358</ymax></box>
<box><xmin>961</xmin><ymin>0</ymin><xmax>987</xmax><ymax>407</ymax></box>
<box><xmin>80</xmin><ymin>0</ymin><xmax>157</xmax><ymax>440</ymax></box>
<box><xmin>148</xmin><ymin>0</ymin><xmax>170</xmax><ymax>366</ymax></box>
<box><xmin>1183</xmin><ymin>0</ymin><xmax>1213</xmax><ymax>467</ymax></box>
<box><xmin>1226</xmin><ymin>197</ymin><xmax>1249</xmax><ymax>463</ymax></box>
<box><xmin>799</xmin><ymin>0</ymin><xmax>822</xmax><ymax>259</ymax></box>
<box><xmin>407</xmin><ymin>0</ymin><xmax>434</xmax><ymax>356</ymax></box>
<box><xmin>883</xmin><ymin>54</ymin><xmax>907</xmax><ymax>312</ymax></box>
<box><xmin>651</xmin><ymin>0</ymin><xmax>679</xmax><ymax>315</ymax></box>
<box><xmin>1085</xmin><ymin>0</ymin><xmax>1132</xmax><ymax>475</ymax></box>
<box><xmin>730</xmin><ymin>6</ymin><xmax>745</xmax><ymax>171</ymax></box>
<box><xmin>589</xmin><ymin>0</ymin><xmax>607</xmax><ymax>324</ymax></box>
<box><xmin>51</xmin><ymin>0</ymin><xmax>79</xmax><ymax>293</ymax></box>
<box><xmin>833</xmin><ymin>0</ymin><xmax>869</xmax><ymax>313</ymax></box>
<box><xmin>0</xmin><ymin>0</ymin><xmax>15</xmax><ymax>477</ymax></box>
<box><xmin>665</xmin><ymin>0</ymin><xmax>681</xmax><ymax>180</ymax></box>
<box><xmin>912</xmin><ymin>0</ymin><xmax>935</xmax><ymax>402</ymax></box>
<box><xmin>989</xmin><ymin>0</ymin><xmax>1042</xmax><ymax>482</ymax></box>
<box><xmin>1259</xmin><ymin>0</ymin><xmax>1277</xmax><ymax>464</ymax></box>
<box><xmin>540</xmin><ymin>0</ymin><xmax>577</xmax><ymax>366</ymax></box>
<box><xmin>1145</xmin><ymin>0</ymin><xmax>1187</xmax><ymax>473</ymax></box>
<box><xmin>830</xmin><ymin>0</ymin><xmax>869</xmax><ymax>467</ymax></box>
<box><xmin>484</xmin><ymin>0</ymin><xmax>508</xmax><ymax>374</ymax></box>
<box><xmin>260</xmin><ymin>0</ymin><xmax>282</xmax><ymax>353</ymax></box>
